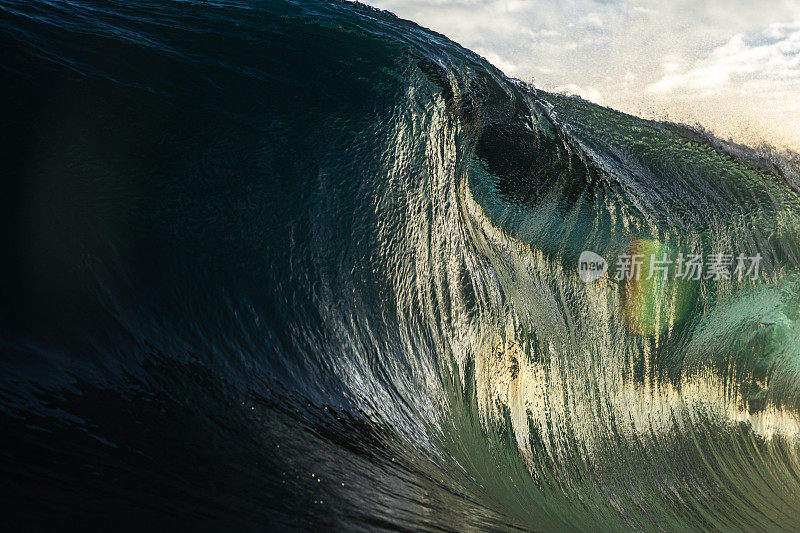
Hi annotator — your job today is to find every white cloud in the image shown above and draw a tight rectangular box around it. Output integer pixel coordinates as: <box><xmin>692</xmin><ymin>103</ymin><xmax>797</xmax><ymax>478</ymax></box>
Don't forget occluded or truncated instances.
<box><xmin>475</xmin><ymin>49</ymin><xmax>519</xmax><ymax>75</ymax></box>
<box><xmin>555</xmin><ymin>83</ymin><xmax>604</xmax><ymax>104</ymax></box>
<box><xmin>648</xmin><ymin>28</ymin><xmax>800</xmax><ymax>96</ymax></box>
<box><xmin>632</xmin><ymin>6</ymin><xmax>657</xmax><ymax>15</ymax></box>
<box><xmin>579</xmin><ymin>12</ymin><xmax>603</xmax><ymax>28</ymax></box>
<box><xmin>661</xmin><ymin>61</ymin><xmax>680</xmax><ymax>73</ymax></box>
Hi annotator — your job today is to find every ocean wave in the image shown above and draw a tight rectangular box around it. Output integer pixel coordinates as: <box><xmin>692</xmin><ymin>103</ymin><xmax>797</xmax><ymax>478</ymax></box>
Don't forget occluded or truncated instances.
<box><xmin>1</xmin><ymin>0</ymin><xmax>799</xmax><ymax>530</ymax></box>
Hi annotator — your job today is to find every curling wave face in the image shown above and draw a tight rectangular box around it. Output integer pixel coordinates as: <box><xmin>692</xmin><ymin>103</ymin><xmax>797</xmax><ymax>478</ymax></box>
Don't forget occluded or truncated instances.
<box><xmin>1</xmin><ymin>0</ymin><xmax>800</xmax><ymax>530</ymax></box>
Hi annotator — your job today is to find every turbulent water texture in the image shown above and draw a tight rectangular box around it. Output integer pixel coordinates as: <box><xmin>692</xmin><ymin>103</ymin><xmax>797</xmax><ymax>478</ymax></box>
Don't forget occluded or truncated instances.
<box><xmin>2</xmin><ymin>1</ymin><xmax>800</xmax><ymax>530</ymax></box>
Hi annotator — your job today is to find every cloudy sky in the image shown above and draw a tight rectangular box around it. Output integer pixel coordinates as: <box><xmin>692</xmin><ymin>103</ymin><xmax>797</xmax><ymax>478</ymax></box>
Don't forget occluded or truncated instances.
<box><xmin>365</xmin><ymin>0</ymin><xmax>800</xmax><ymax>151</ymax></box>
